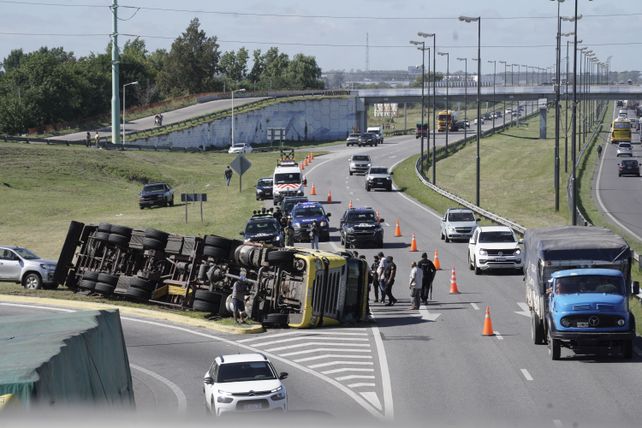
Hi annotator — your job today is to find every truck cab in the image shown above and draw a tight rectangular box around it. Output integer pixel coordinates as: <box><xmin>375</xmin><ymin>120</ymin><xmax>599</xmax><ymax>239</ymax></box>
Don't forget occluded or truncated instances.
<box><xmin>545</xmin><ymin>269</ymin><xmax>636</xmax><ymax>360</ymax></box>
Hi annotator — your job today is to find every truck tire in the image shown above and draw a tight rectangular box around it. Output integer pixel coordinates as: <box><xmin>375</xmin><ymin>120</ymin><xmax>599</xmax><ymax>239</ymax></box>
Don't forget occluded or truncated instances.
<box><xmin>194</xmin><ymin>290</ymin><xmax>222</xmax><ymax>305</ymax></box>
<box><xmin>78</xmin><ymin>279</ymin><xmax>96</xmax><ymax>291</ymax></box>
<box><xmin>110</xmin><ymin>225</ymin><xmax>133</xmax><ymax>237</ymax></box>
<box><xmin>531</xmin><ymin>311</ymin><xmax>545</xmax><ymax>345</ymax></box>
<box><xmin>130</xmin><ymin>277</ymin><xmax>156</xmax><ymax>292</ymax></box>
<box><xmin>267</xmin><ymin>251</ymin><xmax>295</xmax><ymax>267</ymax></box>
<box><xmin>126</xmin><ymin>286</ymin><xmax>151</xmax><ymax>302</ymax></box>
<box><xmin>97</xmin><ymin>272</ymin><xmax>119</xmax><ymax>286</ymax></box>
<box><xmin>192</xmin><ymin>299</ymin><xmax>218</xmax><ymax>313</ymax></box>
<box><xmin>144</xmin><ymin>228</ymin><xmax>169</xmax><ymax>242</ymax></box>
<box><xmin>204</xmin><ymin>236</ymin><xmax>232</xmax><ymax>249</ymax></box>
<box><xmin>143</xmin><ymin>237</ymin><xmax>165</xmax><ymax>251</ymax></box>
<box><xmin>93</xmin><ymin>231</ymin><xmax>109</xmax><ymax>241</ymax></box>
<box><xmin>262</xmin><ymin>313</ymin><xmax>289</xmax><ymax>328</ymax></box>
<box><xmin>203</xmin><ymin>246</ymin><xmax>228</xmax><ymax>260</ymax></box>
<box><xmin>94</xmin><ymin>282</ymin><xmax>115</xmax><ymax>296</ymax></box>
<box><xmin>97</xmin><ymin>223</ymin><xmax>112</xmax><ymax>233</ymax></box>
<box><xmin>107</xmin><ymin>233</ymin><xmax>130</xmax><ymax>247</ymax></box>
<box><xmin>82</xmin><ymin>271</ymin><xmax>99</xmax><ymax>281</ymax></box>
<box><xmin>548</xmin><ymin>330</ymin><xmax>561</xmax><ymax>360</ymax></box>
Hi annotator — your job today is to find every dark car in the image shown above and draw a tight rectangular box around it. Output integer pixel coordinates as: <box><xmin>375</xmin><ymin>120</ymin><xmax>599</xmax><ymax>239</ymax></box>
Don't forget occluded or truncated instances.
<box><xmin>280</xmin><ymin>196</ymin><xmax>309</xmax><ymax>218</ymax></box>
<box><xmin>339</xmin><ymin>207</ymin><xmax>385</xmax><ymax>249</ymax></box>
<box><xmin>241</xmin><ymin>213</ymin><xmax>284</xmax><ymax>247</ymax></box>
<box><xmin>618</xmin><ymin>159</ymin><xmax>640</xmax><ymax>177</ymax></box>
<box><xmin>290</xmin><ymin>202</ymin><xmax>331</xmax><ymax>242</ymax></box>
<box><xmin>360</xmin><ymin>132</ymin><xmax>378</xmax><ymax>147</ymax></box>
<box><xmin>255</xmin><ymin>177</ymin><xmax>274</xmax><ymax>201</ymax></box>
<box><xmin>139</xmin><ymin>182</ymin><xmax>174</xmax><ymax>209</ymax></box>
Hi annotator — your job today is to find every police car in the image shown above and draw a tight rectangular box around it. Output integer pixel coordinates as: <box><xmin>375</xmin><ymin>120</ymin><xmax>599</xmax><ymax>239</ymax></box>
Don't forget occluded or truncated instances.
<box><xmin>241</xmin><ymin>211</ymin><xmax>284</xmax><ymax>247</ymax></box>
<box><xmin>289</xmin><ymin>202</ymin><xmax>331</xmax><ymax>242</ymax></box>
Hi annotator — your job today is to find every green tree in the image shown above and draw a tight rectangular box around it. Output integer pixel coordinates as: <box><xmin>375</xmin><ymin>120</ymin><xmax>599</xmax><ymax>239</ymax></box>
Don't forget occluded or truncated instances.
<box><xmin>285</xmin><ymin>54</ymin><xmax>324</xmax><ymax>89</ymax></box>
<box><xmin>157</xmin><ymin>18</ymin><xmax>221</xmax><ymax>96</ymax></box>
<box><xmin>248</xmin><ymin>49</ymin><xmax>264</xmax><ymax>84</ymax></box>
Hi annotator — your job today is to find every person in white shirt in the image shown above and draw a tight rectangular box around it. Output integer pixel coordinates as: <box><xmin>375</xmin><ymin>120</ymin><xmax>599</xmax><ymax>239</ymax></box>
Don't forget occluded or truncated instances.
<box><xmin>409</xmin><ymin>261</ymin><xmax>423</xmax><ymax>310</ymax></box>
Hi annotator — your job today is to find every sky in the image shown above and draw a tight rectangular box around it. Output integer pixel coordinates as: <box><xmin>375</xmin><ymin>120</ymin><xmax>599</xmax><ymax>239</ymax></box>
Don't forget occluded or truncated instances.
<box><xmin>0</xmin><ymin>0</ymin><xmax>640</xmax><ymax>75</ymax></box>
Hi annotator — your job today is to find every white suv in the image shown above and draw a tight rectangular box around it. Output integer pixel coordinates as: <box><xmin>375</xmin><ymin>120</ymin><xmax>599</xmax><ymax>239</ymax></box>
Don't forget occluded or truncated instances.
<box><xmin>467</xmin><ymin>226</ymin><xmax>523</xmax><ymax>274</ymax></box>
<box><xmin>203</xmin><ymin>353</ymin><xmax>288</xmax><ymax>416</ymax></box>
<box><xmin>440</xmin><ymin>208</ymin><xmax>479</xmax><ymax>242</ymax></box>
<box><xmin>349</xmin><ymin>154</ymin><xmax>371</xmax><ymax>175</ymax></box>
<box><xmin>0</xmin><ymin>246</ymin><xmax>57</xmax><ymax>289</ymax></box>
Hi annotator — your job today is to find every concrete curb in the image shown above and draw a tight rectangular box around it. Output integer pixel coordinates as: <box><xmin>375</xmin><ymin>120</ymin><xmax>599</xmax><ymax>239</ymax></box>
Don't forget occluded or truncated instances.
<box><xmin>0</xmin><ymin>295</ymin><xmax>264</xmax><ymax>335</ymax></box>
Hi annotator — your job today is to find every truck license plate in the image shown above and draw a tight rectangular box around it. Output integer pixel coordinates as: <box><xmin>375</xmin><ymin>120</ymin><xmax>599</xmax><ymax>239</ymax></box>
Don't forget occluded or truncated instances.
<box><xmin>577</xmin><ymin>321</ymin><xmax>589</xmax><ymax>328</ymax></box>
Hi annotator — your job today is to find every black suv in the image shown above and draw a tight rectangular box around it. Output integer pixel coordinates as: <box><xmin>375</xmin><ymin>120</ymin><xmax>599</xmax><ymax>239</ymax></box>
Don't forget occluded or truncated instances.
<box><xmin>255</xmin><ymin>177</ymin><xmax>274</xmax><ymax>200</ymax></box>
<box><xmin>339</xmin><ymin>207</ymin><xmax>385</xmax><ymax>248</ymax></box>
<box><xmin>360</xmin><ymin>133</ymin><xmax>378</xmax><ymax>147</ymax></box>
<box><xmin>241</xmin><ymin>212</ymin><xmax>284</xmax><ymax>247</ymax></box>
<box><xmin>139</xmin><ymin>182</ymin><xmax>174</xmax><ymax>209</ymax></box>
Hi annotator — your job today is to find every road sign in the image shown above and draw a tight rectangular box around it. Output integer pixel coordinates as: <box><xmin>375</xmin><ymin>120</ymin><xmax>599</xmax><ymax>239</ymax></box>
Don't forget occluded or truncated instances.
<box><xmin>267</xmin><ymin>128</ymin><xmax>286</xmax><ymax>141</ymax></box>
<box><xmin>180</xmin><ymin>193</ymin><xmax>207</xmax><ymax>202</ymax></box>
<box><xmin>230</xmin><ymin>154</ymin><xmax>252</xmax><ymax>176</ymax></box>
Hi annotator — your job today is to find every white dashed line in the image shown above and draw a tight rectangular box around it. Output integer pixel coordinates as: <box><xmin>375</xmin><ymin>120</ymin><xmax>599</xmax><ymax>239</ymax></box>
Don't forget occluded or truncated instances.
<box><xmin>520</xmin><ymin>369</ymin><xmax>534</xmax><ymax>381</ymax></box>
<box><xmin>335</xmin><ymin>375</ymin><xmax>376</xmax><ymax>381</ymax></box>
<box><xmin>494</xmin><ymin>331</ymin><xmax>504</xmax><ymax>340</ymax></box>
<box><xmin>470</xmin><ymin>303</ymin><xmax>480</xmax><ymax>310</ymax></box>
<box><xmin>294</xmin><ymin>354</ymin><xmax>374</xmax><ymax>363</ymax></box>
<box><xmin>348</xmin><ymin>382</ymin><xmax>376</xmax><ymax>388</ymax></box>
<box><xmin>280</xmin><ymin>348</ymin><xmax>372</xmax><ymax>357</ymax></box>
<box><xmin>321</xmin><ymin>368</ymin><xmax>375</xmax><ymax>375</ymax></box>
<box><xmin>308</xmin><ymin>361</ymin><xmax>374</xmax><ymax>369</ymax></box>
<box><xmin>266</xmin><ymin>341</ymin><xmax>370</xmax><ymax>352</ymax></box>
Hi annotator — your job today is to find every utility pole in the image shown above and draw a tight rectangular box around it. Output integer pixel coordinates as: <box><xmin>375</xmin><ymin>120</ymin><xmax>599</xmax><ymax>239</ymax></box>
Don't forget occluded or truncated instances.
<box><xmin>111</xmin><ymin>0</ymin><xmax>121</xmax><ymax>145</ymax></box>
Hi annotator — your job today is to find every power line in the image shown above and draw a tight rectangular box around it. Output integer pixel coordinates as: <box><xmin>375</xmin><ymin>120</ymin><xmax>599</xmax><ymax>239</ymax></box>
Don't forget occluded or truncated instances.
<box><xmin>0</xmin><ymin>0</ymin><xmax>106</xmax><ymax>7</ymax></box>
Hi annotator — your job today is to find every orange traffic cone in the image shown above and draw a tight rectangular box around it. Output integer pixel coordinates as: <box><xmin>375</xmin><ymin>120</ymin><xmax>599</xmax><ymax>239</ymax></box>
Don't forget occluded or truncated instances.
<box><xmin>410</xmin><ymin>233</ymin><xmax>418</xmax><ymax>252</ymax></box>
<box><xmin>449</xmin><ymin>267</ymin><xmax>460</xmax><ymax>294</ymax></box>
<box><xmin>433</xmin><ymin>249</ymin><xmax>441</xmax><ymax>270</ymax></box>
<box><xmin>327</xmin><ymin>191</ymin><xmax>333</xmax><ymax>203</ymax></box>
<box><xmin>310</xmin><ymin>183</ymin><xmax>317</xmax><ymax>195</ymax></box>
<box><xmin>349</xmin><ymin>199</ymin><xmax>353</xmax><ymax>209</ymax></box>
<box><xmin>482</xmin><ymin>306</ymin><xmax>495</xmax><ymax>336</ymax></box>
<box><xmin>394</xmin><ymin>219</ymin><xmax>402</xmax><ymax>237</ymax></box>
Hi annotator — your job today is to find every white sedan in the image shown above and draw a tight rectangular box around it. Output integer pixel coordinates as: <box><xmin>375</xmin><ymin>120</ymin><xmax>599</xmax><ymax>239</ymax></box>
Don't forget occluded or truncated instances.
<box><xmin>228</xmin><ymin>143</ymin><xmax>253</xmax><ymax>154</ymax></box>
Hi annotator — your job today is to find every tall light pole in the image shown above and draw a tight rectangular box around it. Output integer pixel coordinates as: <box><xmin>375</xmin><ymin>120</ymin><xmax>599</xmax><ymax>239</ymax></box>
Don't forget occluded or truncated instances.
<box><xmin>500</xmin><ymin>60</ymin><xmax>508</xmax><ymax>128</ymax></box>
<box><xmin>410</xmin><ymin>40</ymin><xmax>427</xmax><ymax>173</ymax></box>
<box><xmin>552</xmin><ymin>0</ymin><xmax>565</xmax><ymax>212</ymax></box>
<box><xmin>418</xmin><ymin>32</ymin><xmax>437</xmax><ymax>184</ymax></box>
<box><xmin>111</xmin><ymin>0</ymin><xmax>121</xmax><ymax>145</ymax></box>
<box><xmin>460</xmin><ymin>15</ymin><xmax>482</xmax><ymax>206</ymax></box>
<box><xmin>438</xmin><ymin>51</ymin><xmax>451</xmax><ymax>153</ymax></box>
<box><xmin>511</xmin><ymin>64</ymin><xmax>518</xmax><ymax>125</ymax></box>
<box><xmin>122</xmin><ymin>81</ymin><xmax>139</xmax><ymax>147</ymax></box>
<box><xmin>488</xmin><ymin>60</ymin><xmax>497</xmax><ymax>132</ymax></box>
<box><xmin>231</xmin><ymin>88</ymin><xmax>246</xmax><ymax>147</ymax></box>
<box><xmin>562</xmin><ymin>32</ymin><xmax>575</xmax><ymax>173</ymax></box>
<box><xmin>457</xmin><ymin>57</ymin><xmax>468</xmax><ymax>142</ymax></box>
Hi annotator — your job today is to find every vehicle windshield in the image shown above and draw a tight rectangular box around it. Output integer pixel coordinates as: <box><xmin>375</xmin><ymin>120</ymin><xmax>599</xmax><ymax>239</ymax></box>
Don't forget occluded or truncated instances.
<box><xmin>614</xmin><ymin>122</ymin><xmax>631</xmax><ymax>129</ymax></box>
<box><xmin>438</xmin><ymin>114</ymin><xmax>451</xmax><ymax>121</ymax></box>
<box><xmin>448</xmin><ymin>211</ymin><xmax>475</xmax><ymax>222</ymax></box>
<box><xmin>257</xmin><ymin>179</ymin><xmax>273</xmax><ymax>186</ymax></box>
<box><xmin>346</xmin><ymin>211</ymin><xmax>377</xmax><ymax>223</ymax></box>
<box><xmin>352</xmin><ymin>156</ymin><xmax>370</xmax><ymax>161</ymax></box>
<box><xmin>555</xmin><ymin>275</ymin><xmax>624</xmax><ymax>295</ymax></box>
<box><xmin>143</xmin><ymin>184</ymin><xmax>165</xmax><ymax>192</ymax></box>
<box><xmin>619</xmin><ymin>144</ymin><xmax>631</xmax><ymax>149</ymax></box>
<box><xmin>348</xmin><ymin>133</ymin><xmax>360</xmax><ymax>138</ymax></box>
<box><xmin>369</xmin><ymin>168</ymin><xmax>388</xmax><ymax>174</ymax></box>
<box><xmin>478</xmin><ymin>231</ymin><xmax>516</xmax><ymax>243</ymax></box>
<box><xmin>12</xmin><ymin>248</ymin><xmax>40</xmax><ymax>260</ymax></box>
<box><xmin>293</xmin><ymin>207</ymin><xmax>325</xmax><ymax>218</ymax></box>
<box><xmin>283</xmin><ymin>198</ymin><xmax>308</xmax><ymax>213</ymax></box>
<box><xmin>274</xmin><ymin>173</ymin><xmax>301</xmax><ymax>184</ymax></box>
<box><xmin>216</xmin><ymin>361</ymin><xmax>276</xmax><ymax>383</ymax></box>
<box><xmin>246</xmin><ymin>220</ymin><xmax>279</xmax><ymax>234</ymax></box>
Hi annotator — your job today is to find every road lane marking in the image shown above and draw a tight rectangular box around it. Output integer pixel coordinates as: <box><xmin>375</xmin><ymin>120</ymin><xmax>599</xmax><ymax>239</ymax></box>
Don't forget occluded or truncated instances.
<box><xmin>237</xmin><ymin>330</ymin><xmax>367</xmax><ymax>343</ymax></box>
<box><xmin>280</xmin><ymin>348</ymin><xmax>372</xmax><ymax>357</ymax></box>
<box><xmin>322</xmin><ymin>368</ymin><xmax>374</xmax><ymax>375</ymax></box>
<box><xmin>266</xmin><ymin>341</ymin><xmax>370</xmax><ymax>352</ymax></box>
<box><xmin>348</xmin><ymin>383</ymin><xmax>375</xmax><ymax>388</ymax></box>
<box><xmin>294</xmin><ymin>354</ymin><xmax>373</xmax><ymax>363</ymax></box>
<box><xmin>255</xmin><ymin>336</ymin><xmax>369</xmax><ymax>348</ymax></box>
<box><xmin>308</xmin><ymin>361</ymin><xmax>374</xmax><ymax>369</ymax></box>
<box><xmin>360</xmin><ymin>391</ymin><xmax>383</xmax><ymax>411</ymax></box>
<box><xmin>388</xmin><ymin>158</ymin><xmax>441</xmax><ymax>221</ymax></box>
<box><xmin>520</xmin><ymin>369</ymin><xmax>534</xmax><ymax>381</ymax></box>
<box><xmin>371</xmin><ymin>324</ymin><xmax>395</xmax><ymax>420</ymax></box>
<box><xmin>419</xmin><ymin>304</ymin><xmax>441</xmax><ymax>321</ymax></box>
<box><xmin>0</xmin><ymin>302</ymin><xmax>75</xmax><ymax>313</ymax></box>
<box><xmin>494</xmin><ymin>331</ymin><xmax>504</xmax><ymax>340</ymax></box>
<box><xmin>130</xmin><ymin>364</ymin><xmax>187</xmax><ymax>413</ymax></box>
<box><xmin>470</xmin><ymin>303</ymin><xmax>480</xmax><ymax>310</ymax></box>
<box><xmin>335</xmin><ymin>375</ymin><xmax>375</xmax><ymax>381</ymax></box>
<box><xmin>515</xmin><ymin>302</ymin><xmax>531</xmax><ymax>318</ymax></box>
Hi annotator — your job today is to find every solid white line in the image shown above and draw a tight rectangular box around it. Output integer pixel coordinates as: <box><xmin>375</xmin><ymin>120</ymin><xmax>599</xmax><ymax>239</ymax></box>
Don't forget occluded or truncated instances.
<box><xmin>371</xmin><ymin>324</ymin><xmax>395</xmax><ymax>420</ymax></box>
<box><xmin>520</xmin><ymin>369</ymin><xmax>534</xmax><ymax>381</ymax></box>
<box><xmin>256</xmin><ymin>336</ymin><xmax>370</xmax><ymax>348</ymax></box>
<box><xmin>348</xmin><ymin>383</ymin><xmax>376</xmax><ymax>388</ymax></box>
<box><xmin>0</xmin><ymin>302</ymin><xmax>75</xmax><ymax>313</ymax></box>
<box><xmin>308</xmin><ymin>361</ymin><xmax>374</xmax><ymax>369</ymax></box>
<box><xmin>335</xmin><ymin>375</ymin><xmax>375</xmax><ymax>381</ymax></box>
<box><xmin>130</xmin><ymin>364</ymin><xmax>187</xmax><ymax>413</ymax></box>
<box><xmin>494</xmin><ymin>331</ymin><xmax>504</xmax><ymax>341</ymax></box>
<box><xmin>265</xmin><ymin>340</ymin><xmax>370</xmax><ymax>352</ymax></box>
<box><xmin>294</xmin><ymin>354</ymin><xmax>373</xmax><ymax>363</ymax></box>
<box><xmin>279</xmin><ymin>348</ymin><xmax>372</xmax><ymax>357</ymax></box>
<box><xmin>360</xmin><ymin>391</ymin><xmax>383</xmax><ymax>411</ymax></box>
<box><xmin>237</xmin><ymin>330</ymin><xmax>367</xmax><ymax>343</ymax></box>
<box><xmin>321</xmin><ymin>368</ymin><xmax>375</xmax><ymax>375</ymax></box>
<box><xmin>470</xmin><ymin>303</ymin><xmax>480</xmax><ymax>310</ymax></box>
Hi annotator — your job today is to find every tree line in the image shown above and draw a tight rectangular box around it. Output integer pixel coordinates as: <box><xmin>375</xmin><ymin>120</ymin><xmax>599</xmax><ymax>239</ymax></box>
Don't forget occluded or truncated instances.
<box><xmin>0</xmin><ymin>18</ymin><xmax>324</xmax><ymax>134</ymax></box>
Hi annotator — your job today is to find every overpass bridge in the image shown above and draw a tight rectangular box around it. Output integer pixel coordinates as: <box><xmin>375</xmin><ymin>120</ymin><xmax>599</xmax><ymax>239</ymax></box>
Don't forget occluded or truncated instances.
<box><xmin>355</xmin><ymin>85</ymin><xmax>642</xmax><ymax>104</ymax></box>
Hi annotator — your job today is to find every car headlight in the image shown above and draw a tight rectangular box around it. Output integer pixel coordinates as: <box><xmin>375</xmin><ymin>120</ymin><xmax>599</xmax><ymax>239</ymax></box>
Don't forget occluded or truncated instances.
<box><xmin>345</xmin><ymin>227</ymin><xmax>354</xmax><ymax>233</ymax></box>
<box><xmin>217</xmin><ymin>390</ymin><xmax>234</xmax><ymax>403</ymax></box>
<box><xmin>320</xmin><ymin>221</ymin><xmax>328</xmax><ymax>227</ymax></box>
<box><xmin>617</xmin><ymin>318</ymin><xmax>626</xmax><ymax>326</ymax></box>
<box><xmin>40</xmin><ymin>264</ymin><xmax>56</xmax><ymax>270</ymax></box>
<box><xmin>447</xmin><ymin>226</ymin><xmax>456</xmax><ymax>232</ymax></box>
<box><xmin>478</xmin><ymin>249</ymin><xmax>487</xmax><ymax>256</ymax></box>
<box><xmin>514</xmin><ymin>248</ymin><xmax>521</xmax><ymax>255</ymax></box>
<box><xmin>297</xmin><ymin>190</ymin><xmax>304</xmax><ymax>195</ymax></box>
<box><xmin>275</xmin><ymin>236</ymin><xmax>281</xmax><ymax>241</ymax></box>
<box><xmin>367</xmin><ymin>163</ymin><xmax>371</xmax><ymax>167</ymax></box>
<box><xmin>560</xmin><ymin>318</ymin><xmax>571</xmax><ymax>328</ymax></box>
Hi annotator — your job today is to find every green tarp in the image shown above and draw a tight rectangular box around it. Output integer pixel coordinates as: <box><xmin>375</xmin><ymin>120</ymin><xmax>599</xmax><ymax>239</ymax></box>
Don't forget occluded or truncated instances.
<box><xmin>0</xmin><ymin>309</ymin><xmax>134</xmax><ymax>408</ymax></box>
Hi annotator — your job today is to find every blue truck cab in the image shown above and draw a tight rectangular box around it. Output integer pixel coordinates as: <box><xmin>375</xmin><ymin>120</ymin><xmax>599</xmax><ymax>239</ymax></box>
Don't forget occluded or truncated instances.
<box><xmin>546</xmin><ymin>268</ymin><xmax>636</xmax><ymax>360</ymax></box>
<box><xmin>289</xmin><ymin>202</ymin><xmax>331</xmax><ymax>242</ymax></box>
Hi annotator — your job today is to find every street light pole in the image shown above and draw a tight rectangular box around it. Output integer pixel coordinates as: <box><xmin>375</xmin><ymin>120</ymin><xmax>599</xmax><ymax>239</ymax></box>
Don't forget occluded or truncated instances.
<box><xmin>410</xmin><ymin>40</ymin><xmax>427</xmax><ymax>173</ymax></box>
<box><xmin>438</xmin><ymin>51</ymin><xmax>450</xmax><ymax>153</ymax></box>
<box><xmin>457</xmin><ymin>57</ymin><xmax>468</xmax><ymax>143</ymax></box>
<box><xmin>500</xmin><ymin>60</ymin><xmax>508</xmax><ymax>128</ymax></box>
<box><xmin>460</xmin><ymin>15</ymin><xmax>482</xmax><ymax>206</ymax></box>
<box><xmin>122</xmin><ymin>81</ymin><xmax>139</xmax><ymax>147</ymax></box>
<box><xmin>552</xmin><ymin>0</ymin><xmax>564</xmax><ymax>212</ymax></box>
<box><xmin>418</xmin><ymin>32</ymin><xmax>437</xmax><ymax>183</ymax></box>
<box><xmin>231</xmin><ymin>88</ymin><xmax>246</xmax><ymax>147</ymax></box>
<box><xmin>488</xmin><ymin>60</ymin><xmax>497</xmax><ymax>133</ymax></box>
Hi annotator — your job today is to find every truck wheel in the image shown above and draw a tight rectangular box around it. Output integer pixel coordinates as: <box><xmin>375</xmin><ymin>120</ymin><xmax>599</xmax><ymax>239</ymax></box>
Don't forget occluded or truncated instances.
<box><xmin>194</xmin><ymin>289</ymin><xmax>222</xmax><ymax>305</ymax></box>
<box><xmin>203</xmin><ymin>246</ymin><xmax>228</xmax><ymax>260</ymax></box>
<box><xmin>97</xmin><ymin>223</ymin><xmax>112</xmax><ymax>233</ymax></box>
<box><xmin>192</xmin><ymin>299</ymin><xmax>218</xmax><ymax>313</ymax></box>
<box><xmin>22</xmin><ymin>272</ymin><xmax>42</xmax><ymax>290</ymax></box>
<box><xmin>548</xmin><ymin>330</ymin><xmax>561</xmax><ymax>360</ymax></box>
<box><xmin>263</xmin><ymin>313</ymin><xmax>289</xmax><ymax>328</ymax></box>
<box><xmin>78</xmin><ymin>279</ymin><xmax>96</xmax><ymax>291</ymax></box>
<box><xmin>107</xmin><ymin>233</ymin><xmax>130</xmax><ymax>247</ymax></box>
<box><xmin>94</xmin><ymin>282</ymin><xmax>116</xmax><ymax>296</ymax></box>
<box><xmin>130</xmin><ymin>277</ymin><xmax>156</xmax><ymax>292</ymax></box>
<box><xmin>204</xmin><ymin>235</ymin><xmax>232</xmax><ymax>250</ymax></box>
<box><xmin>110</xmin><ymin>225</ymin><xmax>133</xmax><ymax>237</ymax></box>
<box><xmin>531</xmin><ymin>311</ymin><xmax>545</xmax><ymax>345</ymax></box>
<box><xmin>82</xmin><ymin>271</ymin><xmax>99</xmax><ymax>281</ymax></box>
<box><xmin>126</xmin><ymin>286</ymin><xmax>151</xmax><ymax>302</ymax></box>
<box><xmin>142</xmin><ymin>237</ymin><xmax>165</xmax><ymax>251</ymax></box>
<box><xmin>97</xmin><ymin>272</ymin><xmax>119</xmax><ymax>286</ymax></box>
<box><xmin>267</xmin><ymin>251</ymin><xmax>295</xmax><ymax>267</ymax></box>
<box><xmin>93</xmin><ymin>231</ymin><xmax>109</xmax><ymax>241</ymax></box>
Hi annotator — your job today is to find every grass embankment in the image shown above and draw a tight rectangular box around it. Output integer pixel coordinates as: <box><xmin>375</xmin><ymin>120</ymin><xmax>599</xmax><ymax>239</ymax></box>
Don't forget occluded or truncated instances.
<box><xmin>394</xmin><ymin>101</ymin><xmax>642</xmax><ymax>332</ymax></box>
<box><xmin>0</xmin><ymin>142</ymin><xmax>325</xmax><ymax>259</ymax></box>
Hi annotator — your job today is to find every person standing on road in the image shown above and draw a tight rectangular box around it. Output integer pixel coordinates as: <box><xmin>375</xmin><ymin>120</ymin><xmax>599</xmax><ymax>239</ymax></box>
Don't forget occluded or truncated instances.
<box><xmin>409</xmin><ymin>261</ymin><xmax>423</xmax><ymax>310</ymax></box>
<box><xmin>224</xmin><ymin>166</ymin><xmax>233</xmax><ymax>187</ymax></box>
<box><xmin>310</xmin><ymin>221</ymin><xmax>320</xmax><ymax>250</ymax></box>
<box><xmin>232</xmin><ymin>275</ymin><xmax>251</xmax><ymax>324</ymax></box>
<box><xmin>377</xmin><ymin>251</ymin><xmax>388</xmax><ymax>304</ymax></box>
<box><xmin>417</xmin><ymin>252</ymin><xmax>437</xmax><ymax>304</ymax></box>
<box><xmin>382</xmin><ymin>256</ymin><xmax>398</xmax><ymax>306</ymax></box>
<box><xmin>371</xmin><ymin>255</ymin><xmax>381</xmax><ymax>302</ymax></box>
<box><xmin>273</xmin><ymin>206</ymin><xmax>283</xmax><ymax>224</ymax></box>
<box><xmin>284</xmin><ymin>220</ymin><xmax>295</xmax><ymax>246</ymax></box>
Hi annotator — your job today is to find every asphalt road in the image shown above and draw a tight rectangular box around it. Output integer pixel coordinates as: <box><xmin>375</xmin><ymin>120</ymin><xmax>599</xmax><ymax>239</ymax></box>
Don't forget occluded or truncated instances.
<box><xmin>49</xmin><ymin>97</ymin><xmax>265</xmax><ymax>142</ymax></box>
<box><xmin>595</xmin><ymin>104</ymin><xmax>642</xmax><ymax>240</ymax></box>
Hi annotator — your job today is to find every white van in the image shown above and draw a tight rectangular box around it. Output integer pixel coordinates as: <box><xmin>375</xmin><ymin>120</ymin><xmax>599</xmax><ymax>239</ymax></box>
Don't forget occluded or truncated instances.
<box><xmin>272</xmin><ymin>159</ymin><xmax>304</xmax><ymax>205</ymax></box>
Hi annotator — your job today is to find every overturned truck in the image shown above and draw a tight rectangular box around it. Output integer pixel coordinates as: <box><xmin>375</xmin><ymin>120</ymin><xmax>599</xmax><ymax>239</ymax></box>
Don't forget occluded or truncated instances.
<box><xmin>53</xmin><ymin>221</ymin><xmax>369</xmax><ymax>328</ymax></box>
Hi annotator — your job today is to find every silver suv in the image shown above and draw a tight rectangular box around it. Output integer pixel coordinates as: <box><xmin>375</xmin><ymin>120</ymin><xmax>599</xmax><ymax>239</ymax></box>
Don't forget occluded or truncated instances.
<box><xmin>440</xmin><ymin>208</ymin><xmax>479</xmax><ymax>242</ymax></box>
<box><xmin>349</xmin><ymin>154</ymin><xmax>371</xmax><ymax>175</ymax></box>
<box><xmin>0</xmin><ymin>246</ymin><xmax>57</xmax><ymax>289</ymax></box>
<box><xmin>365</xmin><ymin>166</ymin><xmax>393</xmax><ymax>191</ymax></box>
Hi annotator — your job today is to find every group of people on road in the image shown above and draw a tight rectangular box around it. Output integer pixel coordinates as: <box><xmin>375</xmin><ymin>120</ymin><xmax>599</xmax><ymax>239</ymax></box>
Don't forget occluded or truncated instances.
<box><xmin>369</xmin><ymin>251</ymin><xmax>437</xmax><ymax>310</ymax></box>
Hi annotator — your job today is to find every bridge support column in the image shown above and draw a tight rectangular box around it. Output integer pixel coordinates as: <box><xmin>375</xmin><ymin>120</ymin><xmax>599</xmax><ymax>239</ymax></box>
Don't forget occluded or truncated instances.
<box><xmin>539</xmin><ymin>100</ymin><xmax>548</xmax><ymax>140</ymax></box>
